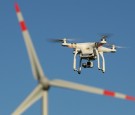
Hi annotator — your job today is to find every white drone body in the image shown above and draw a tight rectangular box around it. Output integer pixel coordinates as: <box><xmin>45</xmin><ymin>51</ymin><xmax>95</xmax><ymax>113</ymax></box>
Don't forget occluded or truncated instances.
<box><xmin>60</xmin><ymin>37</ymin><xmax>116</xmax><ymax>74</ymax></box>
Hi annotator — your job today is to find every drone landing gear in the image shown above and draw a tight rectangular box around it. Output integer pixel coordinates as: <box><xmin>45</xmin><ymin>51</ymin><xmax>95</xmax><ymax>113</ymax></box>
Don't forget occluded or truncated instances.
<box><xmin>98</xmin><ymin>52</ymin><xmax>105</xmax><ymax>73</ymax></box>
<box><xmin>74</xmin><ymin>68</ymin><xmax>81</xmax><ymax>74</ymax></box>
<box><xmin>73</xmin><ymin>49</ymin><xmax>94</xmax><ymax>74</ymax></box>
<box><xmin>73</xmin><ymin>49</ymin><xmax>82</xmax><ymax>74</ymax></box>
<box><xmin>77</xmin><ymin>61</ymin><xmax>94</xmax><ymax>74</ymax></box>
<box><xmin>73</xmin><ymin>57</ymin><xmax>94</xmax><ymax>74</ymax></box>
<box><xmin>95</xmin><ymin>48</ymin><xmax>105</xmax><ymax>73</ymax></box>
<box><xmin>77</xmin><ymin>59</ymin><xmax>82</xmax><ymax>74</ymax></box>
<box><xmin>74</xmin><ymin>58</ymin><xmax>82</xmax><ymax>74</ymax></box>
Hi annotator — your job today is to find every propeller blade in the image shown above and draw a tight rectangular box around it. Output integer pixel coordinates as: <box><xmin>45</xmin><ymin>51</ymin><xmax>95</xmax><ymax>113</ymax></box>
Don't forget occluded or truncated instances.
<box><xmin>115</xmin><ymin>46</ymin><xmax>127</xmax><ymax>49</ymax></box>
<box><xmin>15</xmin><ymin>3</ymin><xmax>47</xmax><ymax>81</ymax></box>
<box><xmin>50</xmin><ymin>79</ymin><xmax>135</xmax><ymax>101</ymax></box>
<box><xmin>105</xmin><ymin>43</ymin><xmax>127</xmax><ymax>49</ymax></box>
<box><xmin>99</xmin><ymin>33</ymin><xmax>113</xmax><ymax>39</ymax></box>
<box><xmin>102</xmin><ymin>35</ymin><xmax>108</xmax><ymax>39</ymax></box>
<box><xmin>48</xmin><ymin>39</ymin><xmax>64</xmax><ymax>43</ymax></box>
<box><xmin>48</xmin><ymin>38</ymin><xmax>75</xmax><ymax>43</ymax></box>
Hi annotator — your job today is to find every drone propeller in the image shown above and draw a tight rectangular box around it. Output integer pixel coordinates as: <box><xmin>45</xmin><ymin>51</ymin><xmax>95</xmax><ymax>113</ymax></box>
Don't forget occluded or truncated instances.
<box><xmin>101</xmin><ymin>35</ymin><xmax>108</xmax><ymax>40</ymax></box>
<box><xmin>48</xmin><ymin>38</ymin><xmax>75</xmax><ymax>43</ymax></box>
<box><xmin>99</xmin><ymin>33</ymin><xmax>113</xmax><ymax>39</ymax></box>
<box><xmin>105</xmin><ymin>43</ymin><xmax>127</xmax><ymax>49</ymax></box>
<box><xmin>115</xmin><ymin>45</ymin><xmax>127</xmax><ymax>49</ymax></box>
<box><xmin>48</xmin><ymin>39</ymin><xmax>64</xmax><ymax>43</ymax></box>
<box><xmin>99</xmin><ymin>33</ymin><xmax>113</xmax><ymax>43</ymax></box>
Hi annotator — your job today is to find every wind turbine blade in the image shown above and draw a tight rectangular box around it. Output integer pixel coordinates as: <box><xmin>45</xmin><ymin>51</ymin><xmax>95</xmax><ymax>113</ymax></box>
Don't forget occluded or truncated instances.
<box><xmin>50</xmin><ymin>80</ymin><xmax>135</xmax><ymax>101</ymax></box>
<box><xmin>14</xmin><ymin>3</ymin><xmax>47</xmax><ymax>80</ymax></box>
<box><xmin>12</xmin><ymin>84</ymin><xmax>43</xmax><ymax>115</ymax></box>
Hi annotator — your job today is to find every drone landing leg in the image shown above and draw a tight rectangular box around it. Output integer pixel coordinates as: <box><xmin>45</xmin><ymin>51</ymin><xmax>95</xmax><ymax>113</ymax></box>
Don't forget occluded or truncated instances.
<box><xmin>73</xmin><ymin>50</ymin><xmax>78</xmax><ymax>71</ymax></box>
<box><xmin>95</xmin><ymin>48</ymin><xmax>101</xmax><ymax>70</ymax></box>
<box><xmin>78</xmin><ymin>58</ymin><xmax>82</xmax><ymax>74</ymax></box>
<box><xmin>99</xmin><ymin>52</ymin><xmax>105</xmax><ymax>73</ymax></box>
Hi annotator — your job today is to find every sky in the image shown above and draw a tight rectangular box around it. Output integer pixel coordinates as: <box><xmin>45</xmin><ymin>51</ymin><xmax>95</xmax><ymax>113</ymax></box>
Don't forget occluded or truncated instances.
<box><xmin>0</xmin><ymin>0</ymin><xmax>135</xmax><ymax>115</ymax></box>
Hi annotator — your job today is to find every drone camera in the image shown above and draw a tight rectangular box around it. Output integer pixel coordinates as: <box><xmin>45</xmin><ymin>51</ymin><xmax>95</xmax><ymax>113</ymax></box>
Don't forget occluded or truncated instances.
<box><xmin>82</xmin><ymin>61</ymin><xmax>93</xmax><ymax>68</ymax></box>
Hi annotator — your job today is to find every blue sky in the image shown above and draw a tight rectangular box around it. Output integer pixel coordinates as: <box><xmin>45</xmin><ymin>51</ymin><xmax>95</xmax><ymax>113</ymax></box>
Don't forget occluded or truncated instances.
<box><xmin>0</xmin><ymin>0</ymin><xmax>135</xmax><ymax>115</ymax></box>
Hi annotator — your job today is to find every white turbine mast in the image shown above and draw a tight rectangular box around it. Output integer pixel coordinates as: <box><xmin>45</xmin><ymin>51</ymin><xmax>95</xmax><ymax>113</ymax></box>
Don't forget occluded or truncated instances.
<box><xmin>12</xmin><ymin>3</ymin><xmax>135</xmax><ymax>115</ymax></box>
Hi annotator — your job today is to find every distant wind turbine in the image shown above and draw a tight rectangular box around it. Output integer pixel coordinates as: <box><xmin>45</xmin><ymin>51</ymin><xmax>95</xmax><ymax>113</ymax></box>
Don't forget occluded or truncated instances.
<box><xmin>12</xmin><ymin>3</ymin><xmax>135</xmax><ymax>115</ymax></box>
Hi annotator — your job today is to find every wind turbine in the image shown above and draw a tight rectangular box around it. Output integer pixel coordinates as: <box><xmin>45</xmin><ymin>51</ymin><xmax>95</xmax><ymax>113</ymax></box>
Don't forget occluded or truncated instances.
<box><xmin>12</xmin><ymin>3</ymin><xmax>135</xmax><ymax>115</ymax></box>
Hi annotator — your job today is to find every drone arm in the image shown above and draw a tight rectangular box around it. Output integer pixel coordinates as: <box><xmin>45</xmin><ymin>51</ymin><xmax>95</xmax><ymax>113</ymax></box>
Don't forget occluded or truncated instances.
<box><xmin>99</xmin><ymin>52</ymin><xmax>105</xmax><ymax>73</ymax></box>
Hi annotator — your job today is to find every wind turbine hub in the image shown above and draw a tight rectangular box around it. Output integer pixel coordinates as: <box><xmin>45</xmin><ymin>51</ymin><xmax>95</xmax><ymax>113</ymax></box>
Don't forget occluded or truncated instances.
<box><xmin>39</xmin><ymin>77</ymin><xmax>50</xmax><ymax>90</ymax></box>
<box><xmin>42</xmin><ymin>84</ymin><xmax>50</xmax><ymax>90</ymax></box>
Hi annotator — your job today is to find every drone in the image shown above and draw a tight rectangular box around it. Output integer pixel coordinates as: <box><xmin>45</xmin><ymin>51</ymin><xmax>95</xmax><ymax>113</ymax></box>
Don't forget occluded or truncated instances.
<box><xmin>50</xmin><ymin>36</ymin><xmax>124</xmax><ymax>74</ymax></box>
